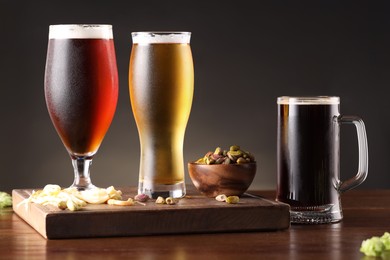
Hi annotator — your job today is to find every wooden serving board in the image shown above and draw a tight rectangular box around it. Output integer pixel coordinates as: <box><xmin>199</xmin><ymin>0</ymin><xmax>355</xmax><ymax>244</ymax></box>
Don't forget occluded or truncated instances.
<box><xmin>12</xmin><ymin>187</ymin><xmax>290</xmax><ymax>239</ymax></box>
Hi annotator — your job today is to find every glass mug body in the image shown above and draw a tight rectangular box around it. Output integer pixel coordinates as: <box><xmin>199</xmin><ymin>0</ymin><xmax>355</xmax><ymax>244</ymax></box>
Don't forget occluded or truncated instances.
<box><xmin>276</xmin><ymin>96</ymin><xmax>368</xmax><ymax>224</ymax></box>
<box><xmin>129</xmin><ymin>32</ymin><xmax>194</xmax><ymax>198</ymax></box>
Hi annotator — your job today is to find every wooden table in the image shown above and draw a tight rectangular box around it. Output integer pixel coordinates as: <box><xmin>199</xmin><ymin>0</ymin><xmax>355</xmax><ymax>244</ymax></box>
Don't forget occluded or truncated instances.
<box><xmin>1</xmin><ymin>189</ymin><xmax>389</xmax><ymax>259</ymax></box>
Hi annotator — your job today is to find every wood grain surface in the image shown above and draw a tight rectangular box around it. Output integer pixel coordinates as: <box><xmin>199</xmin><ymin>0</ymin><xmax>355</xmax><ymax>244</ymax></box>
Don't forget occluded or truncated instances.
<box><xmin>12</xmin><ymin>187</ymin><xmax>290</xmax><ymax>239</ymax></box>
<box><xmin>2</xmin><ymin>190</ymin><xmax>390</xmax><ymax>259</ymax></box>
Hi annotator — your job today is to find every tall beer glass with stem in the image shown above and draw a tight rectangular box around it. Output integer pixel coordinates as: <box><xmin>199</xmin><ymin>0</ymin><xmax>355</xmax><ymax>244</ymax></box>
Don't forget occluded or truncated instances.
<box><xmin>44</xmin><ymin>24</ymin><xmax>118</xmax><ymax>190</ymax></box>
<box><xmin>129</xmin><ymin>32</ymin><xmax>194</xmax><ymax>198</ymax></box>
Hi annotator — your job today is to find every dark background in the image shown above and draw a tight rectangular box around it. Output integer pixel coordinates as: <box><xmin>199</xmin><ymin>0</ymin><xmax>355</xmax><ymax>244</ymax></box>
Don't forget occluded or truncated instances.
<box><xmin>0</xmin><ymin>1</ymin><xmax>389</xmax><ymax>191</ymax></box>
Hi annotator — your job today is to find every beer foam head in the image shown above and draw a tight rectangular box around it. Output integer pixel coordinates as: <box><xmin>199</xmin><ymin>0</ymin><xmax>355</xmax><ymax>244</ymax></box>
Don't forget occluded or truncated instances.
<box><xmin>49</xmin><ymin>24</ymin><xmax>113</xmax><ymax>39</ymax></box>
<box><xmin>277</xmin><ymin>96</ymin><xmax>340</xmax><ymax>105</ymax></box>
<box><xmin>131</xmin><ymin>32</ymin><xmax>191</xmax><ymax>44</ymax></box>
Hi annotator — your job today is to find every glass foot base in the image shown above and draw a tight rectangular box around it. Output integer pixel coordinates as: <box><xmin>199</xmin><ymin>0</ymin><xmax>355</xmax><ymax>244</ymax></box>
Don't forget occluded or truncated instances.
<box><xmin>290</xmin><ymin>207</ymin><xmax>342</xmax><ymax>224</ymax></box>
<box><xmin>69</xmin><ymin>183</ymin><xmax>97</xmax><ymax>191</ymax></box>
<box><xmin>138</xmin><ymin>181</ymin><xmax>186</xmax><ymax>199</ymax></box>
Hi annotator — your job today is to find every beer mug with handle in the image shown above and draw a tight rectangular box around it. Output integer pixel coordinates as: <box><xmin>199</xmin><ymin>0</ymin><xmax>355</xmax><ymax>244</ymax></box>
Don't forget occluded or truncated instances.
<box><xmin>276</xmin><ymin>96</ymin><xmax>368</xmax><ymax>224</ymax></box>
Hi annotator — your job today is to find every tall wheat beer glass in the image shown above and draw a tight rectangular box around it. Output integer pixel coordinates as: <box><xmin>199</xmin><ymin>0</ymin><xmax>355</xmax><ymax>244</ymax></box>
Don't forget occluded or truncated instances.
<box><xmin>129</xmin><ymin>32</ymin><xmax>194</xmax><ymax>198</ymax></box>
<box><xmin>45</xmin><ymin>25</ymin><xmax>118</xmax><ymax>190</ymax></box>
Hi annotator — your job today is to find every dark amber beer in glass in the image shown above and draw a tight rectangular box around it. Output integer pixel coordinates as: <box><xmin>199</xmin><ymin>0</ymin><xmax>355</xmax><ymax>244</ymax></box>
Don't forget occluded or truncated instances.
<box><xmin>129</xmin><ymin>32</ymin><xmax>194</xmax><ymax>198</ymax></box>
<box><xmin>44</xmin><ymin>25</ymin><xmax>118</xmax><ymax>190</ymax></box>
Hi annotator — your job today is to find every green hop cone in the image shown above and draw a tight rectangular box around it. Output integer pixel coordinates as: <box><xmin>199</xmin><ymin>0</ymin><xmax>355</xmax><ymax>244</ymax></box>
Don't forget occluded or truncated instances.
<box><xmin>0</xmin><ymin>192</ymin><xmax>12</xmax><ymax>209</ymax></box>
<box><xmin>360</xmin><ymin>237</ymin><xmax>385</xmax><ymax>257</ymax></box>
<box><xmin>360</xmin><ymin>232</ymin><xmax>390</xmax><ymax>257</ymax></box>
<box><xmin>381</xmin><ymin>232</ymin><xmax>390</xmax><ymax>250</ymax></box>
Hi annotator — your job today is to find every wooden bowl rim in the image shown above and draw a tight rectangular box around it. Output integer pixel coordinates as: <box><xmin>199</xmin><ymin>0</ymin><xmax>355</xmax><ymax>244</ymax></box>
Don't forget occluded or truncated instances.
<box><xmin>188</xmin><ymin>162</ymin><xmax>257</xmax><ymax>166</ymax></box>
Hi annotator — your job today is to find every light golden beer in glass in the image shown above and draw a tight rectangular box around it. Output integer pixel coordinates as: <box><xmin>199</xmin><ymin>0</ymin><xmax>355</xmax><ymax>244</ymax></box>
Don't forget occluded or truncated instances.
<box><xmin>129</xmin><ymin>32</ymin><xmax>194</xmax><ymax>198</ymax></box>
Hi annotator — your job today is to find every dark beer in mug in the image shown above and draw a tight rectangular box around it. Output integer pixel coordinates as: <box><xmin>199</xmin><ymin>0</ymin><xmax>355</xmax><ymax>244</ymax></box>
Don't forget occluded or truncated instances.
<box><xmin>277</xmin><ymin>101</ymin><xmax>339</xmax><ymax>208</ymax></box>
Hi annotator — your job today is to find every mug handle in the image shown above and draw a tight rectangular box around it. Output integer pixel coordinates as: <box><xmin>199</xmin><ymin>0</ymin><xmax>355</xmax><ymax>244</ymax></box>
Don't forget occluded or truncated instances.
<box><xmin>337</xmin><ymin>115</ymin><xmax>369</xmax><ymax>193</ymax></box>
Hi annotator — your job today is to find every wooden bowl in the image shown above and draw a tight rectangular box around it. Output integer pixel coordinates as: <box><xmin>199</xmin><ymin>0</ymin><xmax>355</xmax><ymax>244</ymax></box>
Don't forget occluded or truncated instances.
<box><xmin>188</xmin><ymin>162</ymin><xmax>257</xmax><ymax>197</ymax></box>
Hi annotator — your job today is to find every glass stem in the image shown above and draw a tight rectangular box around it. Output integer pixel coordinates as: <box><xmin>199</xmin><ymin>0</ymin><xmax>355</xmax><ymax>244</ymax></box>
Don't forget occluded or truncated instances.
<box><xmin>71</xmin><ymin>156</ymin><xmax>96</xmax><ymax>190</ymax></box>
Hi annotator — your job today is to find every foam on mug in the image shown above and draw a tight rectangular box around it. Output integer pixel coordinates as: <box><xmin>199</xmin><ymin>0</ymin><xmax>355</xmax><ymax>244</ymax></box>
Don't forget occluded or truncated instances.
<box><xmin>277</xmin><ymin>96</ymin><xmax>340</xmax><ymax>105</ymax></box>
<box><xmin>49</xmin><ymin>24</ymin><xmax>113</xmax><ymax>39</ymax></box>
<box><xmin>131</xmin><ymin>32</ymin><xmax>191</xmax><ymax>44</ymax></box>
